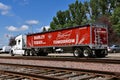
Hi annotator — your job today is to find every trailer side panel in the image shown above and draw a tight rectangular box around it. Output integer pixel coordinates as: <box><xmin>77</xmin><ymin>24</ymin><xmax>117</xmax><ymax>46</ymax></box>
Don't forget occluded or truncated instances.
<box><xmin>27</xmin><ymin>25</ymin><xmax>91</xmax><ymax>48</ymax></box>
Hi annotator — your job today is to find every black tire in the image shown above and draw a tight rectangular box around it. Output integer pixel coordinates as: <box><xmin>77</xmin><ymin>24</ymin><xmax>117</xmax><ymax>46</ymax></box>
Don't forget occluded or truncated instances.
<box><xmin>95</xmin><ymin>50</ymin><xmax>106</xmax><ymax>58</ymax></box>
<box><xmin>37</xmin><ymin>51</ymin><xmax>48</xmax><ymax>56</ymax></box>
<box><xmin>112</xmin><ymin>50</ymin><xmax>116</xmax><ymax>53</ymax></box>
<box><xmin>36</xmin><ymin>52</ymin><xmax>41</xmax><ymax>56</ymax></box>
<box><xmin>10</xmin><ymin>50</ymin><xmax>14</xmax><ymax>56</ymax></box>
<box><xmin>83</xmin><ymin>48</ymin><xmax>93</xmax><ymax>57</ymax></box>
<box><xmin>43</xmin><ymin>52</ymin><xmax>48</xmax><ymax>56</ymax></box>
<box><xmin>73</xmin><ymin>48</ymin><xmax>83</xmax><ymax>57</ymax></box>
<box><xmin>37</xmin><ymin>51</ymin><xmax>43</xmax><ymax>56</ymax></box>
<box><xmin>23</xmin><ymin>50</ymin><xmax>30</xmax><ymax>56</ymax></box>
<box><xmin>31</xmin><ymin>49</ymin><xmax>36</xmax><ymax>56</ymax></box>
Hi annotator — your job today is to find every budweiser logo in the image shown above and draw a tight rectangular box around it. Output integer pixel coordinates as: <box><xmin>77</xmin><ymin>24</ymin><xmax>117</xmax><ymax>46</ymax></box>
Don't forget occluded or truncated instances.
<box><xmin>56</xmin><ymin>30</ymin><xmax>72</xmax><ymax>40</ymax></box>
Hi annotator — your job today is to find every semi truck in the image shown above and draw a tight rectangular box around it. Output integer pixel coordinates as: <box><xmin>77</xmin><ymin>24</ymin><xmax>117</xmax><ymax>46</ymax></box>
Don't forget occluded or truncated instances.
<box><xmin>10</xmin><ymin>24</ymin><xmax>108</xmax><ymax>57</ymax></box>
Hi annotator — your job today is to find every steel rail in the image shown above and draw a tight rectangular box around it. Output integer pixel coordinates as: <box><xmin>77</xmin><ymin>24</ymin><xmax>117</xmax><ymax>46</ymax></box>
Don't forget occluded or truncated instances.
<box><xmin>0</xmin><ymin>63</ymin><xmax>119</xmax><ymax>80</ymax></box>
<box><xmin>0</xmin><ymin>56</ymin><xmax>119</xmax><ymax>64</ymax></box>
<box><xmin>1</xmin><ymin>70</ymin><xmax>61</xmax><ymax>80</ymax></box>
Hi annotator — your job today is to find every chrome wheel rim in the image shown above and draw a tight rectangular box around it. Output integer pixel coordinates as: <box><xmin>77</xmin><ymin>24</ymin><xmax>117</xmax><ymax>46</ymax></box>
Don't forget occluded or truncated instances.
<box><xmin>74</xmin><ymin>50</ymin><xmax>79</xmax><ymax>56</ymax></box>
<box><xmin>83</xmin><ymin>50</ymin><xmax>89</xmax><ymax>57</ymax></box>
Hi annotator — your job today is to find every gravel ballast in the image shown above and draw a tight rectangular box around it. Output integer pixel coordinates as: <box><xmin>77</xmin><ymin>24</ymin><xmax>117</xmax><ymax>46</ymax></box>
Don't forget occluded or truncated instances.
<box><xmin>0</xmin><ymin>58</ymin><xmax>119</xmax><ymax>73</ymax></box>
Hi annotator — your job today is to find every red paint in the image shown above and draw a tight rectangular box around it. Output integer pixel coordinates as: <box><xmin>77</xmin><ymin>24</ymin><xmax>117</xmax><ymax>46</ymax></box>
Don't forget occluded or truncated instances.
<box><xmin>27</xmin><ymin>25</ymin><xmax>108</xmax><ymax>48</ymax></box>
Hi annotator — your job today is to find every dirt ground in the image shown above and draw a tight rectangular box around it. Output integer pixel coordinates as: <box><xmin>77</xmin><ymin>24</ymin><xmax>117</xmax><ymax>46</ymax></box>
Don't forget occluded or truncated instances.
<box><xmin>0</xmin><ymin>52</ymin><xmax>120</xmax><ymax>58</ymax></box>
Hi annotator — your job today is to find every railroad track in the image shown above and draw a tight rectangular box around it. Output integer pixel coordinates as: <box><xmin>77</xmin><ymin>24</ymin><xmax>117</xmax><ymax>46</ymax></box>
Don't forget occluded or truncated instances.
<box><xmin>0</xmin><ymin>56</ymin><xmax>120</xmax><ymax>64</ymax></box>
<box><xmin>0</xmin><ymin>71</ymin><xmax>38</xmax><ymax>80</ymax></box>
<box><xmin>0</xmin><ymin>63</ymin><xmax>119</xmax><ymax>80</ymax></box>
<box><xmin>0</xmin><ymin>56</ymin><xmax>119</xmax><ymax>76</ymax></box>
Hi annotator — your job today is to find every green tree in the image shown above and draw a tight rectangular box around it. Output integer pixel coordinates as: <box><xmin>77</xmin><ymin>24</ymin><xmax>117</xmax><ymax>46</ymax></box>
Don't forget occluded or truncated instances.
<box><xmin>89</xmin><ymin>0</ymin><xmax>118</xmax><ymax>23</ymax></box>
<box><xmin>89</xmin><ymin>0</ymin><xmax>100</xmax><ymax>22</ymax></box>
<box><xmin>50</xmin><ymin>0</ymin><xmax>88</xmax><ymax>30</ymax></box>
<box><xmin>111</xmin><ymin>6</ymin><xmax>120</xmax><ymax>34</ymax></box>
<box><xmin>50</xmin><ymin>0</ymin><xmax>120</xmax><ymax>34</ymax></box>
<box><xmin>50</xmin><ymin>10</ymin><xmax>67</xmax><ymax>30</ymax></box>
<box><xmin>42</xmin><ymin>27</ymin><xmax>47</xmax><ymax>32</ymax></box>
<box><xmin>49</xmin><ymin>0</ymin><xmax>120</xmax><ymax>44</ymax></box>
<box><xmin>69</xmin><ymin>0</ymin><xmax>88</xmax><ymax>25</ymax></box>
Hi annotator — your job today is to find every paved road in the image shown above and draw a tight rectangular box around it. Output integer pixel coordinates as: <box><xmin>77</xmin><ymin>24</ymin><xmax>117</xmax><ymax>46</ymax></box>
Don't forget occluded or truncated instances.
<box><xmin>107</xmin><ymin>53</ymin><xmax>120</xmax><ymax>58</ymax></box>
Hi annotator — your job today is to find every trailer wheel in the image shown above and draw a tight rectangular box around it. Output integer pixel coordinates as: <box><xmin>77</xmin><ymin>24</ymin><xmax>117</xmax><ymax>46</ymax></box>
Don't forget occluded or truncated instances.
<box><xmin>37</xmin><ymin>51</ymin><xmax>48</xmax><ymax>56</ymax></box>
<box><xmin>73</xmin><ymin>48</ymin><xmax>83</xmax><ymax>57</ymax></box>
<box><xmin>83</xmin><ymin>48</ymin><xmax>92</xmax><ymax>57</ymax></box>
<box><xmin>43</xmin><ymin>52</ymin><xmax>48</xmax><ymax>56</ymax></box>
<box><xmin>112</xmin><ymin>49</ymin><xmax>116</xmax><ymax>53</ymax></box>
<box><xmin>96</xmin><ymin>50</ymin><xmax>107</xmax><ymax>58</ymax></box>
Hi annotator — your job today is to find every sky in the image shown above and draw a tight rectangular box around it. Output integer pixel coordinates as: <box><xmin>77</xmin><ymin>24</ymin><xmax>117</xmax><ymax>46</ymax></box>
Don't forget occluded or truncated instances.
<box><xmin>0</xmin><ymin>0</ymin><xmax>83</xmax><ymax>47</ymax></box>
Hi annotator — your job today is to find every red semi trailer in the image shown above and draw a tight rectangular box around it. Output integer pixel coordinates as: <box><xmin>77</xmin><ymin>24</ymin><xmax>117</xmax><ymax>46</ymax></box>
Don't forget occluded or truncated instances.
<box><xmin>10</xmin><ymin>24</ymin><xmax>108</xmax><ymax>57</ymax></box>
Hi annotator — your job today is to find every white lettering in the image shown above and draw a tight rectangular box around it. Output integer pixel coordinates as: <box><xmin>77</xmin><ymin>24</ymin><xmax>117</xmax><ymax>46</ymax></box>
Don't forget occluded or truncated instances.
<box><xmin>53</xmin><ymin>39</ymin><xmax>75</xmax><ymax>44</ymax></box>
<box><xmin>34</xmin><ymin>35</ymin><xmax>45</xmax><ymax>40</ymax></box>
<box><xmin>34</xmin><ymin>41</ymin><xmax>46</xmax><ymax>45</ymax></box>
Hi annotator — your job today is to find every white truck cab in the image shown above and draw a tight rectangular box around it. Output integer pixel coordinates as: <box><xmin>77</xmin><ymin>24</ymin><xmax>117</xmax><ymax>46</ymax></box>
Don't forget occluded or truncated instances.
<box><xmin>10</xmin><ymin>35</ymin><xmax>26</xmax><ymax>56</ymax></box>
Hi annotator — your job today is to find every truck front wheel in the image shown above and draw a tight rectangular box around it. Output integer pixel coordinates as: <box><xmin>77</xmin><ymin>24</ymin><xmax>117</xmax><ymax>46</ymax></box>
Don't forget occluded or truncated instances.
<box><xmin>10</xmin><ymin>50</ymin><xmax>14</xmax><ymax>56</ymax></box>
<box><xmin>73</xmin><ymin>48</ymin><xmax>83</xmax><ymax>57</ymax></box>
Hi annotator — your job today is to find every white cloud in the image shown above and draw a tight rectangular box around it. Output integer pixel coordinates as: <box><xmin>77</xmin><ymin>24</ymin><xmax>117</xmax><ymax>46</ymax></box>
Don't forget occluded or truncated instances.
<box><xmin>6</xmin><ymin>26</ymin><xmax>17</xmax><ymax>31</ymax></box>
<box><xmin>0</xmin><ymin>2</ymin><xmax>11</xmax><ymax>15</ymax></box>
<box><xmin>20</xmin><ymin>25</ymin><xmax>29</xmax><ymax>30</ymax></box>
<box><xmin>37</xmin><ymin>25</ymin><xmax>50</xmax><ymax>32</ymax></box>
<box><xmin>20</xmin><ymin>0</ymin><xmax>29</xmax><ymax>6</ymax></box>
<box><xmin>26</xmin><ymin>20</ymin><xmax>39</xmax><ymax>25</ymax></box>
<box><xmin>0</xmin><ymin>2</ymin><xmax>10</xmax><ymax>10</ymax></box>
<box><xmin>6</xmin><ymin>25</ymin><xmax>29</xmax><ymax>32</ymax></box>
<box><xmin>1</xmin><ymin>10</ymin><xmax>9</xmax><ymax>15</ymax></box>
<box><xmin>13</xmin><ymin>0</ymin><xmax>29</xmax><ymax>6</ymax></box>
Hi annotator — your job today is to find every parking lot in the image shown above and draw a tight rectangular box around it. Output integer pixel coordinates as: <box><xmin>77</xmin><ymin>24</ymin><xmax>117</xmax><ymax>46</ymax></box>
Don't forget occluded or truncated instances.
<box><xmin>107</xmin><ymin>53</ymin><xmax>120</xmax><ymax>58</ymax></box>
